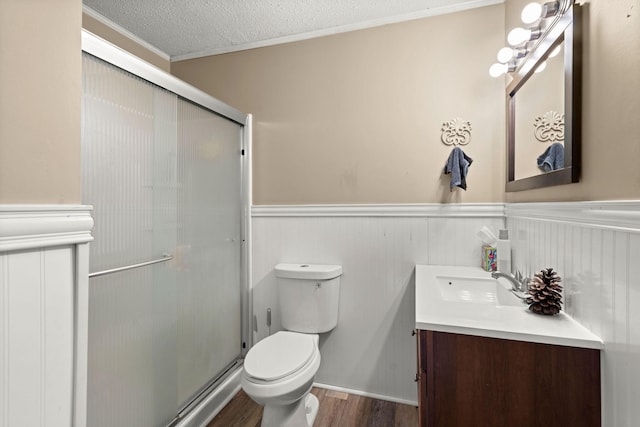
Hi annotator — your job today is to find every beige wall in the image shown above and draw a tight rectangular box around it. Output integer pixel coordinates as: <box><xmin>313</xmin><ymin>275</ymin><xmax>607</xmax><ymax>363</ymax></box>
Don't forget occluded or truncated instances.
<box><xmin>3</xmin><ymin>1</ymin><xmax>636</xmax><ymax>205</ymax></box>
<box><xmin>0</xmin><ymin>0</ymin><xmax>81</xmax><ymax>203</ymax></box>
<box><xmin>505</xmin><ymin>0</ymin><xmax>640</xmax><ymax>202</ymax></box>
<box><xmin>172</xmin><ymin>5</ymin><xmax>506</xmax><ymax>205</ymax></box>
<box><xmin>82</xmin><ymin>12</ymin><xmax>171</xmax><ymax>73</ymax></box>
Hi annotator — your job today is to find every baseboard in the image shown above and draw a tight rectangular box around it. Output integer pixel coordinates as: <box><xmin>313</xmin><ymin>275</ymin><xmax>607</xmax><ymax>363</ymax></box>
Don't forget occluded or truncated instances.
<box><xmin>313</xmin><ymin>382</ymin><xmax>418</xmax><ymax>407</ymax></box>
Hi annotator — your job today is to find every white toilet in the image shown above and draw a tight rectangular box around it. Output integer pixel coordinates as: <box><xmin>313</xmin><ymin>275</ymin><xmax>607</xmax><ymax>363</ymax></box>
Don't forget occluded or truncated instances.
<box><xmin>242</xmin><ymin>263</ymin><xmax>342</xmax><ymax>427</ymax></box>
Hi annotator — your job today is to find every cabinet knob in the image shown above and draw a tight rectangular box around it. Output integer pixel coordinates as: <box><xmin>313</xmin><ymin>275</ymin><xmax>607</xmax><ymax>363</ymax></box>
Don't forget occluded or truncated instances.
<box><xmin>411</xmin><ymin>329</ymin><xmax>416</xmax><ymax>336</ymax></box>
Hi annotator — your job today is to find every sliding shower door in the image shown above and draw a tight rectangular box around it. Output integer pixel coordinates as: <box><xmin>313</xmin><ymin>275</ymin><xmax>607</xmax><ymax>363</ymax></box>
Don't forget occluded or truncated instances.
<box><xmin>82</xmin><ymin>49</ymin><xmax>246</xmax><ymax>427</ymax></box>
<box><xmin>175</xmin><ymin>100</ymin><xmax>243</xmax><ymax>406</ymax></box>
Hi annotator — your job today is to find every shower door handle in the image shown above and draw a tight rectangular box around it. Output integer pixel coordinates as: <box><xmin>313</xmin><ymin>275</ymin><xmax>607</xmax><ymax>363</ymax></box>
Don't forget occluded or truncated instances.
<box><xmin>88</xmin><ymin>254</ymin><xmax>174</xmax><ymax>278</ymax></box>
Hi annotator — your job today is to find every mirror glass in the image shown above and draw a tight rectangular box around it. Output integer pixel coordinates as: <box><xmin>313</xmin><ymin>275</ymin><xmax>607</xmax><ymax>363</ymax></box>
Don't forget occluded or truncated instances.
<box><xmin>506</xmin><ymin>4</ymin><xmax>581</xmax><ymax>192</ymax></box>
<box><xmin>514</xmin><ymin>40</ymin><xmax>564</xmax><ymax>180</ymax></box>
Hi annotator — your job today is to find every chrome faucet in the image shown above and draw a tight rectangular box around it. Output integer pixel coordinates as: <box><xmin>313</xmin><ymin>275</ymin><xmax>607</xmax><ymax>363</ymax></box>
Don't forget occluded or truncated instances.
<box><xmin>491</xmin><ymin>270</ymin><xmax>529</xmax><ymax>293</ymax></box>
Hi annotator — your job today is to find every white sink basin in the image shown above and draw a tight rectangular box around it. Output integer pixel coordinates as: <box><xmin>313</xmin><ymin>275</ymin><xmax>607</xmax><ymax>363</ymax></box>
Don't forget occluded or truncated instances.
<box><xmin>435</xmin><ymin>275</ymin><xmax>524</xmax><ymax>307</ymax></box>
<box><xmin>415</xmin><ymin>265</ymin><xmax>603</xmax><ymax>349</ymax></box>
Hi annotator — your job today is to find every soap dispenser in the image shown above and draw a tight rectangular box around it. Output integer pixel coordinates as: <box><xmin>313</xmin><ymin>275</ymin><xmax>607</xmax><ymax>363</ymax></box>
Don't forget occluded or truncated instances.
<box><xmin>497</xmin><ymin>229</ymin><xmax>512</xmax><ymax>273</ymax></box>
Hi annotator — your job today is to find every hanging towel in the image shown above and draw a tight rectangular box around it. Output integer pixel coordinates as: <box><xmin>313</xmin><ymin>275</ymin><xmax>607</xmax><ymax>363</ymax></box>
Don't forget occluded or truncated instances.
<box><xmin>443</xmin><ymin>146</ymin><xmax>473</xmax><ymax>191</ymax></box>
<box><xmin>537</xmin><ymin>142</ymin><xmax>564</xmax><ymax>172</ymax></box>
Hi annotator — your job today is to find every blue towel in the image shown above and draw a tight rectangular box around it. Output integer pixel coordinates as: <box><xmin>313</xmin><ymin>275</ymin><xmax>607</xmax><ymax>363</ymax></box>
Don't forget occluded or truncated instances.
<box><xmin>443</xmin><ymin>147</ymin><xmax>473</xmax><ymax>191</ymax></box>
<box><xmin>537</xmin><ymin>142</ymin><xmax>564</xmax><ymax>172</ymax></box>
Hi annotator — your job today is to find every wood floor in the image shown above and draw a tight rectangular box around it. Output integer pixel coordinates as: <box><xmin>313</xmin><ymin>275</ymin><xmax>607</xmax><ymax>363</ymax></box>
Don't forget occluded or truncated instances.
<box><xmin>207</xmin><ymin>387</ymin><xmax>418</xmax><ymax>427</ymax></box>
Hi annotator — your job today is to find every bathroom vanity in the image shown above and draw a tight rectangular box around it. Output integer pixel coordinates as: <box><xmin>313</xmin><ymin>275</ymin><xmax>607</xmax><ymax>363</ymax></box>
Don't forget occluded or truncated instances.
<box><xmin>415</xmin><ymin>265</ymin><xmax>602</xmax><ymax>427</ymax></box>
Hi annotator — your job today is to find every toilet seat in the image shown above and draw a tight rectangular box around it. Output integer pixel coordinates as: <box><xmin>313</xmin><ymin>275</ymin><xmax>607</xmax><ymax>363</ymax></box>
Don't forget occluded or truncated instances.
<box><xmin>244</xmin><ymin>331</ymin><xmax>317</xmax><ymax>382</ymax></box>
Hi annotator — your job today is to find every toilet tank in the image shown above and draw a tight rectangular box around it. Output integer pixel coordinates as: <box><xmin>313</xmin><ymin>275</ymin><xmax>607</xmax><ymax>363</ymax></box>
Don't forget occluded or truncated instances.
<box><xmin>275</xmin><ymin>263</ymin><xmax>342</xmax><ymax>334</ymax></box>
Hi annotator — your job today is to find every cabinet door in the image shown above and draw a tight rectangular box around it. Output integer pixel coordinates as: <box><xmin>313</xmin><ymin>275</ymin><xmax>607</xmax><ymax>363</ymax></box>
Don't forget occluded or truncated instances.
<box><xmin>426</xmin><ymin>331</ymin><xmax>600</xmax><ymax>427</ymax></box>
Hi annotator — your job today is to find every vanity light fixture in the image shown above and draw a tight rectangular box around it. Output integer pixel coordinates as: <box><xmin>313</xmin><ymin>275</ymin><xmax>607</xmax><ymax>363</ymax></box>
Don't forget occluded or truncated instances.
<box><xmin>489</xmin><ymin>61</ymin><xmax>517</xmax><ymax>78</ymax></box>
<box><xmin>507</xmin><ymin>26</ymin><xmax>542</xmax><ymax>46</ymax></box>
<box><xmin>521</xmin><ymin>1</ymin><xmax>561</xmax><ymax>25</ymax></box>
<box><xmin>497</xmin><ymin>47</ymin><xmax>527</xmax><ymax>63</ymax></box>
<box><xmin>490</xmin><ymin>0</ymin><xmax>569</xmax><ymax>78</ymax></box>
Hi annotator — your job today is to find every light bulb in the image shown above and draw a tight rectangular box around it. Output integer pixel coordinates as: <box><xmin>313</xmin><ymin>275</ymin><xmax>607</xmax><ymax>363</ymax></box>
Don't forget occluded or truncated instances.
<box><xmin>508</xmin><ymin>27</ymin><xmax>530</xmax><ymax>46</ymax></box>
<box><xmin>497</xmin><ymin>47</ymin><xmax>514</xmax><ymax>63</ymax></box>
<box><xmin>535</xmin><ymin>61</ymin><xmax>547</xmax><ymax>73</ymax></box>
<box><xmin>521</xmin><ymin>2</ymin><xmax>543</xmax><ymax>24</ymax></box>
<box><xmin>489</xmin><ymin>63</ymin><xmax>508</xmax><ymax>78</ymax></box>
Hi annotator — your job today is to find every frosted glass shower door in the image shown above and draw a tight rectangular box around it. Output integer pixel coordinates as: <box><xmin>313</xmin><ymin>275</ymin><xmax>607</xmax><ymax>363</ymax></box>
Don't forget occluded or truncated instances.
<box><xmin>82</xmin><ymin>53</ymin><xmax>180</xmax><ymax>427</ymax></box>
<box><xmin>176</xmin><ymin>100</ymin><xmax>243</xmax><ymax>407</ymax></box>
<box><xmin>82</xmin><ymin>51</ymin><xmax>245</xmax><ymax>426</ymax></box>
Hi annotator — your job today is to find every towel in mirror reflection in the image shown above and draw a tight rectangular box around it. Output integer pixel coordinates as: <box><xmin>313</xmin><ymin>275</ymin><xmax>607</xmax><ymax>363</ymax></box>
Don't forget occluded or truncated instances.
<box><xmin>537</xmin><ymin>142</ymin><xmax>564</xmax><ymax>172</ymax></box>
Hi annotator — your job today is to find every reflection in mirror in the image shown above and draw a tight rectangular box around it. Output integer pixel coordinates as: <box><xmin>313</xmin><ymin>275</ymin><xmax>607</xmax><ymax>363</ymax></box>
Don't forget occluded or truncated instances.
<box><xmin>514</xmin><ymin>41</ymin><xmax>564</xmax><ymax>180</ymax></box>
<box><xmin>506</xmin><ymin>3</ymin><xmax>582</xmax><ymax>192</ymax></box>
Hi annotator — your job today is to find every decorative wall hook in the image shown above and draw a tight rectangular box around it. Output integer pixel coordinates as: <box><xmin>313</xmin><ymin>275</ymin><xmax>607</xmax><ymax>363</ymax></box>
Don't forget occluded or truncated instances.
<box><xmin>534</xmin><ymin>111</ymin><xmax>564</xmax><ymax>143</ymax></box>
<box><xmin>441</xmin><ymin>118</ymin><xmax>472</xmax><ymax>146</ymax></box>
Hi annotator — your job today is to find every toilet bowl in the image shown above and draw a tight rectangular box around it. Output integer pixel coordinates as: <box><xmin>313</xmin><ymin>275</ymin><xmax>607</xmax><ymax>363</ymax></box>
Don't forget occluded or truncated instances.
<box><xmin>242</xmin><ymin>331</ymin><xmax>321</xmax><ymax>426</ymax></box>
<box><xmin>241</xmin><ymin>263</ymin><xmax>342</xmax><ymax>427</ymax></box>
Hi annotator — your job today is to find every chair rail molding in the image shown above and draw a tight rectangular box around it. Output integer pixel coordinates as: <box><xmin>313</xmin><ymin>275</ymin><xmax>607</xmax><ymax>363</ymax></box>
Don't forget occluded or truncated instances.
<box><xmin>0</xmin><ymin>204</ymin><xmax>94</xmax><ymax>251</ymax></box>
<box><xmin>505</xmin><ymin>200</ymin><xmax>640</xmax><ymax>232</ymax></box>
<box><xmin>252</xmin><ymin>203</ymin><xmax>505</xmax><ymax>218</ymax></box>
<box><xmin>0</xmin><ymin>205</ymin><xmax>93</xmax><ymax>427</ymax></box>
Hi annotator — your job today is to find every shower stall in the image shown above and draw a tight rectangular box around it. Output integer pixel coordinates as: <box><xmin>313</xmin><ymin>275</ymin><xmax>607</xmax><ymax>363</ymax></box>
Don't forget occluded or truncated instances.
<box><xmin>81</xmin><ymin>31</ymin><xmax>251</xmax><ymax>426</ymax></box>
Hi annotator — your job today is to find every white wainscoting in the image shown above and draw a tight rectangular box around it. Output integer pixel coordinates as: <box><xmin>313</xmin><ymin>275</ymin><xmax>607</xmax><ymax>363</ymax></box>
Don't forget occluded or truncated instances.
<box><xmin>506</xmin><ymin>201</ymin><xmax>640</xmax><ymax>427</ymax></box>
<box><xmin>0</xmin><ymin>206</ymin><xmax>93</xmax><ymax>427</ymax></box>
<box><xmin>251</xmin><ymin>204</ymin><xmax>504</xmax><ymax>404</ymax></box>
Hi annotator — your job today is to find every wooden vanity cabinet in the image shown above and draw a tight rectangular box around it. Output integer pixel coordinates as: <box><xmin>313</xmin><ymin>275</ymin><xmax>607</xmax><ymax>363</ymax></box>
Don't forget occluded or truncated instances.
<box><xmin>416</xmin><ymin>330</ymin><xmax>601</xmax><ymax>427</ymax></box>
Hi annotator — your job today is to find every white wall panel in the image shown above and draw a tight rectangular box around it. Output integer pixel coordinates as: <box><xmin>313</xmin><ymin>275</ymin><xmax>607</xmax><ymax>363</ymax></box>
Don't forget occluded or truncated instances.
<box><xmin>252</xmin><ymin>201</ymin><xmax>640</xmax><ymax>421</ymax></box>
<box><xmin>627</xmin><ymin>234</ymin><xmax>640</xmax><ymax>425</ymax></box>
<box><xmin>43</xmin><ymin>247</ymin><xmax>75</xmax><ymax>424</ymax></box>
<box><xmin>506</xmin><ymin>201</ymin><xmax>640</xmax><ymax>427</ymax></box>
<box><xmin>610</xmin><ymin>230</ymin><xmax>630</xmax><ymax>427</ymax></box>
<box><xmin>251</xmin><ymin>204</ymin><xmax>504</xmax><ymax>403</ymax></box>
<box><xmin>0</xmin><ymin>206</ymin><xmax>92</xmax><ymax>427</ymax></box>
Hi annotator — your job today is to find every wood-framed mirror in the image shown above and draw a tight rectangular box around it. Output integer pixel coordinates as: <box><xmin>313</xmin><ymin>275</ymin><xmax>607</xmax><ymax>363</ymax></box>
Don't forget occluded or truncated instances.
<box><xmin>506</xmin><ymin>2</ymin><xmax>582</xmax><ymax>192</ymax></box>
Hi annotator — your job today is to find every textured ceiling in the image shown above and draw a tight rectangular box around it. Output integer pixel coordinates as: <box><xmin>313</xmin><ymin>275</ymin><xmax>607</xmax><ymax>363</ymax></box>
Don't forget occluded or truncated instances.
<box><xmin>83</xmin><ymin>0</ymin><xmax>501</xmax><ymax>61</ymax></box>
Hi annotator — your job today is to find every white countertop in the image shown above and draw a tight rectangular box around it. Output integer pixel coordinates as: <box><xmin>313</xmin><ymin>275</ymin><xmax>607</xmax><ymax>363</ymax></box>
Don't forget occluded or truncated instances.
<box><xmin>415</xmin><ymin>265</ymin><xmax>603</xmax><ymax>350</ymax></box>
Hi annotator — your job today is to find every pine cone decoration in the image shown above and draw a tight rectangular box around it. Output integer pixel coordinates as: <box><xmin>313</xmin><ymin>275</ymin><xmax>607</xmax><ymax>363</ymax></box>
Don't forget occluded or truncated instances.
<box><xmin>526</xmin><ymin>268</ymin><xmax>563</xmax><ymax>315</ymax></box>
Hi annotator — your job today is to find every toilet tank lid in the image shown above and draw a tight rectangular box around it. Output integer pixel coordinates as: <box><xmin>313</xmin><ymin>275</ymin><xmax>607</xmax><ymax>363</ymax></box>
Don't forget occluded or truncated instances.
<box><xmin>275</xmin><ymin>263</ymin><xmax>342</xmax><ymax>280</ymax></box>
